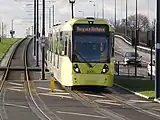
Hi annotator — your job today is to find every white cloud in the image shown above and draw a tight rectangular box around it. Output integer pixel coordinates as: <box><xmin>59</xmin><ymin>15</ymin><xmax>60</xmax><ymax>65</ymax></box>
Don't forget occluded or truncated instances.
<box><xmin>0</xmin><ymin>0</ymin><xmax>156</xmax><ymax>37</ymax></box>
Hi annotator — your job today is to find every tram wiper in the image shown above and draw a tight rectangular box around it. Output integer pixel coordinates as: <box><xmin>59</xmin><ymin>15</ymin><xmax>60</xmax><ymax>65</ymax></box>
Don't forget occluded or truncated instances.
<box><xmin>74</xmin><ymin>51</ymin><xmax>93</xmax><ymax>68</ymax></box>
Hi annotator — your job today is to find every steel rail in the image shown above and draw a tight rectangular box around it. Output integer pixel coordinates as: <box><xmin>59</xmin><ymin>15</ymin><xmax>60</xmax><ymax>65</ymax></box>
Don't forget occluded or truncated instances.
<box><xmin>24</xmin><ymin>38</ymin><xmax>55</xmax><ymax>120</ymax></box>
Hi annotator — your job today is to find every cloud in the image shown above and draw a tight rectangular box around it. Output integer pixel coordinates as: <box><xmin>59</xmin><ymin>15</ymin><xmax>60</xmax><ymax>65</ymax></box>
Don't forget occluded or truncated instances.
<box><xmin>0</xmin><ymin>0</ymin><xmax>156</xmax><ymax>37</ymax></box>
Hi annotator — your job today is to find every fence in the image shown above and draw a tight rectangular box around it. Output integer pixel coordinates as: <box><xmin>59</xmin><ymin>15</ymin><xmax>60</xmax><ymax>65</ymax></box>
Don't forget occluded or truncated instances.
<box><xmin>114</xmin><ymin>61</ymin><xmax>150</xmax><ymax>78</ymax></box>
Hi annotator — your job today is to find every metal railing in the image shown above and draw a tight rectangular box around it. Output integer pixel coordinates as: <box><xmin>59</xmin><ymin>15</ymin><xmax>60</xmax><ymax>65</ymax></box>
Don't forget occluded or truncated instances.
<box><xmin>114</xmin><ymin>34</ymin><xmax>155</xmax><ymax>55</ymax></box>
<box><xmin>114</xmin><ymin>61</ymin><xmax>148</xmax><ymax>77</ymax></box>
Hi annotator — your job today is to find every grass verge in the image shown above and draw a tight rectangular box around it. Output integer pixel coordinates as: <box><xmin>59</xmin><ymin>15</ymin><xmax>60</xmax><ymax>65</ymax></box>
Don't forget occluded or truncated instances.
<box><xmin>0</xmin><ymin>38</ymin><xmax>20</xmax><ymax>59</ymax></box>
<box><xmin>114</xmin><ymin>78</ymin><xmax>154</xmax><ymax>97</ymax></box>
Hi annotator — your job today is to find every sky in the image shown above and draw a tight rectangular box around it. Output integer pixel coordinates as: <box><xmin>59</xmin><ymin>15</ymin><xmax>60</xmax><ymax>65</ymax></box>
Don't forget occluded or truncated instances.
<box><xmin>0</xmin><ymin>0</ymin><xmax>156</xmax><ymax>37</ymax></box>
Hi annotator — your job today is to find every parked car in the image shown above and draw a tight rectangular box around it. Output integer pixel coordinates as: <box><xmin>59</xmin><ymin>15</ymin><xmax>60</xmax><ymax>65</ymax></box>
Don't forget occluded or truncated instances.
<box><xmin>147</xmin><ymin>59</ymin><xmax>155</xmax><ymax>76</ymax></box>
<box><xmin>123</xmin><ymin>52</ymin><xmax>142</xmax><ymax>67</ymax></box>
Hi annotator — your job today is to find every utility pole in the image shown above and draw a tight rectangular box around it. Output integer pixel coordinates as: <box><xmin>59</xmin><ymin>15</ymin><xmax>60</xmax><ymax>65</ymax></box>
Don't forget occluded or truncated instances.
<box><xmin>36</xmin><ymin>0</ymin><xmax>39</xmax><ymax>67</ymax></box>
<box><xmin>102</xmin><ymin>0</ymin><xmax>104</xmax><ymax>19</ymax></box>
<box><xmin>93</xmin><ymin>4</ymin><xmax>96</xmax><ymax>18</ymax></box>
<box><xmin>11</xmin><ymin>19</ymin><xmax>13</xmax><ymax>31</ymax></box>
<box><xmin>33</xmin><ymin>0</ymin><xmax>36</xmax><ymax>57</ymax></box>
<box><xmin>52</xmin><ymin>5</ymin><xmax>54</xmax><ymax>26</ymax></box>
<box><xmin>2</xmin><ymin>21</ymin><xmax>4</xmax><ymax>38</ymax></box>
<box><xmin>49</xmin><ymin>8</ymin><xmax>51</xmax><ymax>29</ymax></box>
<box><xmin>69</xmin><ymin>0</ymin><xmax>76</xmax><ymax>18</ymax></box>
<box><xmin>125</xmin><ymin>0</ymin><xmax>128</xmax><ymax>35</ymax></box>
<box><xmin>135</xmin><ymin>0</ymin><xmax>138</xmax><ymax>76</ymax></box>
<box><xmin>115</xmin><ymin>0</ymin><xmax>117</xmax><ymax>28</ymax></box>
<box><xmin>155</xmin><ymin>0</ymin><xmax>160</xmax><ymax>99</ymax></box>
<box><xmin>41</xmin><ymin>0</ymin><xmax>45</xmax><ymax>80</ymax></box>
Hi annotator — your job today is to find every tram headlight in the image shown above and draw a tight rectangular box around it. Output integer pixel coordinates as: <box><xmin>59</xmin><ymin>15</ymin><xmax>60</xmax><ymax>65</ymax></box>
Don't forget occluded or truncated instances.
<box><xmin>101</xmin><ymin>64</ymin><xmax>109</xmax><ymax>74</ymax></box>
<box><xmin>73</xmin><ymin>64</ymin><xmax>81</xmax><ymax>73</ymax></box>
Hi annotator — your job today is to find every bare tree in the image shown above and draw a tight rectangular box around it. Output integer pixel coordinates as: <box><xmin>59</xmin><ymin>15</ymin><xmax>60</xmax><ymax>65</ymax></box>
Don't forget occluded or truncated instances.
<box><xmin>127</xmin><ymin>14</ymin><xmax>149</xmax><ymax>31</ymax></box>
<box><xmin>108</xmin><ymin>18</ymin><xmax>121</xmax><ymax>28</ymax></box>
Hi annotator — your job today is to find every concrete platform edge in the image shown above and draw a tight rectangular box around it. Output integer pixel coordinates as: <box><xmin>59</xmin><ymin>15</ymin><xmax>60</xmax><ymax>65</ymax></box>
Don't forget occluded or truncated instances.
<box><xmin>114</xmin><ymin>83</ymin><xmax>154</xmax><ymax>100</ymax></box>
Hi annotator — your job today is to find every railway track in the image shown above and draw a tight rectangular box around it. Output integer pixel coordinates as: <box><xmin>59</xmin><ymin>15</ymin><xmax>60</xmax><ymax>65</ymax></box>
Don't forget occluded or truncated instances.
<box><xmin>0</xmin><ymin>37</ymin><xmax>30</xmax><ymax>119</ymax></box>
<box><xmin>24</xmin><ymin>38</ymin><xmax>61</xmax><ymax>120</ymax></box>
<box><xmin>64</xmin><ymin>87</ymin><xmax>129</xmax><ymax>120</ymax></box>
<box><xmin>63</xmin><ymin>86</ymin><xmax>160</xmax><ymax>120</ymax></box>
<box><xmin>0</xmin><ymin>37</ymin><xmax>59</xmax><ymax>120</ymax></box>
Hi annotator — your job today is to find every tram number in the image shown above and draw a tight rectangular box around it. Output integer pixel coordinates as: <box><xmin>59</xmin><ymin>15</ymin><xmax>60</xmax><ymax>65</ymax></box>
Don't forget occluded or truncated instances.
<box><xmin>87</xmin><ymin>70</ymin><xmax>95</xmax><ymax>74</ymax></box>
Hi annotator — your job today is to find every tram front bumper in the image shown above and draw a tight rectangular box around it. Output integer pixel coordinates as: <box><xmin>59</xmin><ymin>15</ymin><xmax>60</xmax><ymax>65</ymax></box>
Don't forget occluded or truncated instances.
<box><xmin>72</xmin><ymin>74</ymin><xmax>113</xmax><ymax>86</ymax></box>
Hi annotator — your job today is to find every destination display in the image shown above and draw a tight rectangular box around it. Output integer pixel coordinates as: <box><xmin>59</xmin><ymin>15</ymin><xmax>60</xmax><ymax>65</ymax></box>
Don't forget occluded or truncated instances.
<box><xmin>74</xmin><ymin>24</ymin><xmax>108</xmax><ymax>33</ymax></box>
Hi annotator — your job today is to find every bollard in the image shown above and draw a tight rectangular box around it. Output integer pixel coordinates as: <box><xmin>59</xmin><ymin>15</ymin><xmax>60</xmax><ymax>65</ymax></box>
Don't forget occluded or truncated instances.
<box><xmin>50</xmin><ymin>73</ymin><xmax>55</xmax><ymax>92</ymax></box>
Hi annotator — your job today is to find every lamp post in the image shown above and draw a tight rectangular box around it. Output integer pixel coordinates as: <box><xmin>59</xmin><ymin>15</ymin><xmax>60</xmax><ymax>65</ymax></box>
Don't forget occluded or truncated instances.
<box><xmin>155</xmin><ymin>0</ymin><xmax>160</xmax><ymax>99</ymax></box>
<box><xmin>102</xmin><ymin>0</ymin><xmax>104</xmax><ymax>19</ymax></box>
<box><xmin>79</xmin><ymin>11</ymin><xmax>84</xmax><ymax>17</ymax></box>
<box><xmin>89</xmin><ymin>0</ymin><xmax>96</xmax><ymax>18</ymax></box>
<box><xmin>69</xmin><ymin>0</ymin><xmax>76</xmax><ymax>18</ymax></box>
<box><xmin>36</xmin><ymin>0</ymin><xmax>39</xmax><ymax>67</ymax></box>
<box><xmin>49</xmin><ymin>8</ymin><xmax>51</xmax><ymax>29</ymax></box>
<box><xmin>33</xmin><ymin>0</ymin><xmax>36</xmax><ymax>57</ymax></box>
<box><xmin>125</xmin><ymin>0</ymin><xmax>128</xmax><ymax>35</ymax></box>
<box><xmin>52</xmin><ymin>5</ymin><xmax>55</xmax><ymax>26</ymax></box>
<box><xmin>41</xmin><ymin>0</ymin><xmax>45</xmax><ymax>80</ymax></box>
<box><xmin>115</xmin><ymin>0</ymin><xmax>117</xmax><ymax>28</ymax></box>
<box><xmin>135</xmin><ymin>0</ymin><xmax>138</xmax><ymax>77</ymax></box>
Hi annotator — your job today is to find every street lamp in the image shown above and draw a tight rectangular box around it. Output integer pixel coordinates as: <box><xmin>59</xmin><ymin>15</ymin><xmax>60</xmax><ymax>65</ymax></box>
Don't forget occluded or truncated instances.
<box><xmin>102</xmin><ymin>0</ymin><xmax>104</xmax><ymax>18</ymax></box>
<box><xmin>125</xmin><ymin>0</ymin><xmax>128</xmax><ymax>35</ymax></box>
<box><xmin>115</xmin><ymin>0</ymin><xmax>117</xmax><ymax>28</ymax></box>
<box><xmin>89</xmin><ymin>0</ymin><xmax>96</xmax><ymax>18</ymax></box>
<box><xmin>36</xmin><ymin>0</ymin><xmax>39</xmax><ymax>67</ymax></box>
<box><xmin>79</xmin><ymin>11</ymin><xmax>84</xmax><ymax>17</ymax></box>
<box><xmin>69</xmin><ymin>0</ymin><xmax>76</xmax><ymax>18</ymax></box>
<box><xmin>135</xmin><ymin>0</ymin><xmax>138</xmax><ymax>77</ymax></box>
<box><xmin>155</xmin><ymin>0</ymin><xmax>160</xmax><ymax>99</ymax></box>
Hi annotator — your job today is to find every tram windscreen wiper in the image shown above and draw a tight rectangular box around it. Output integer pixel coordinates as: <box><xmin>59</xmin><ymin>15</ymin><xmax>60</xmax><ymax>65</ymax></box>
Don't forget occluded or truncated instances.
<box><xmin>74</xmin><ymin>51</ymin><xmax>93</xmax><ymax>68</ymax></box>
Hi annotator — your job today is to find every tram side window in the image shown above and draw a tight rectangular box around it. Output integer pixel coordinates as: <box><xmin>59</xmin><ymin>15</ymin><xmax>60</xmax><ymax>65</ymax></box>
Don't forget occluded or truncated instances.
<box><xmin>51</xmin><ymin>37</ymin><xmax>54</xmax><ymax>53</ymax></box>
<box><xmin>59</xmin><ymin>32</ymin><xmax>65</xmax><ymax>55</ymax></box>
<box><xmin>68</xmin><ymin>36</ymin><xmax>71</xmax><ymax>59</ymax></box>
<box><xmin>64</xmin><ymin>35</ymin><xmax>68</xmax><ymax>55</ymax></box>
<box><xmin>55</xmin><ymin>33</ymin><xmax>59</xmax><ymax>54</ymax></box>
<box><xmin>48</xmin><ymin>34</ymin><xmax>51</xmax><ymax>51</ymax></box>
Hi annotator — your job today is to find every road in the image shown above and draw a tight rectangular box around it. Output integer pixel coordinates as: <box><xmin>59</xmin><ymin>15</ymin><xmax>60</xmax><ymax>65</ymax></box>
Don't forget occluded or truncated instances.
<box><xmin>114</xmin><ymin>37</ymin><xmax>149</xmax><ymax>77</ymax></box>
<box><xmin>115</xmin><ymin>36</ymin><xmax>154</xmax><ymax>63</ymax></box>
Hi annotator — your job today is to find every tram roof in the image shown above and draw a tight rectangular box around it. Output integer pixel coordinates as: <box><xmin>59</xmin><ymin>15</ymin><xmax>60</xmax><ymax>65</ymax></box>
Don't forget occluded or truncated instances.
<box><xmin>50</xmin><ymin>17</ymin><xmax>114</xmax><ymax>32</ymax></box>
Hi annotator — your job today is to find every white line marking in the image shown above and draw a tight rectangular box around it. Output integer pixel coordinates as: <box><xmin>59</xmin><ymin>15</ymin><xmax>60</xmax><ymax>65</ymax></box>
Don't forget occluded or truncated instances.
<box><xmin>33</xmin><ymin>80</ymin><xmax>50</xmax><ymax>82</ymax></box>
<box><xmin>38</xmin><ymin>93</ymin><xmax>72</xmax><ymax>99</ymax></box>
<box><xmin>37</xmin><ymin>87</ymin><xmax>64</xmax><ymax>92</ymax></box>
<box><xmin>37</xmin><ymin>87</ymin><xmax>50</xmax><ymax>90</ymax></box>
<box><xmin>127</xmin><ymin>100</ymin><xmax>151</xmax><ymax>103</ymax></box>
<box><xmin>7</xmin><ymin>88</ymin><xmax>23</xmax><ymax>92</ymax></box>
<box><xmin>8</xmin><ymin>82</ymin><xmax>23</xmax><ymax>86</ymax></box>
<box><xmin>56</xmin><ymin>111</ymin><xmax>108</xmax><ymax>119</ymax></box>
<box><xmin>9</xmin><ymin>86</ymin><xmax>23</xmax><ymax>89</ymax></box>
<box><xmin>84</xmin><ymin>93</ymin><xmax>105</xmax><ymax>98</ymax></box>
<box><xmin>4</xmin><ymin>103</ymin><xmax>29</xmax><ymax>109</ymax></box>
<box><xmin>50</xmin><ymin>92</ymin><xmax>70</xmax><ymax>95</ymax></box>
<box><xmin>95</xmin><ymin>100</ymin><xmax>121</xmax><ymax>106</ymax></box>
<box><xmin>54</xmin><ymin>89</ymin><xmax>65</xmax><ymax>92</ymax></box>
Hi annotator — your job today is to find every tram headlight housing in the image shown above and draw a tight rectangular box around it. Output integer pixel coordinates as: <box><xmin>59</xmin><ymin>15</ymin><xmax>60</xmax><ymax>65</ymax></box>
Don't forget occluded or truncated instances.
<box><xmin>73</xmin><ymin>64</ymin><xmax>81</xmax><ymax>73</ymax></box>
<box><xmin>101</xmin><ymin>64</ymin><xmax>109</xmax><ymax>74</ymax></box>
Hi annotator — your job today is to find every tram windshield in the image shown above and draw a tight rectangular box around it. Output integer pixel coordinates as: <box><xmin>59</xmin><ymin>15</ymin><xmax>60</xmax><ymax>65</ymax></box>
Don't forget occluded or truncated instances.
<box><xmin>73</xmin><ymin>35</ymin><xmax>109</xmax><ymax>63</ymax></box>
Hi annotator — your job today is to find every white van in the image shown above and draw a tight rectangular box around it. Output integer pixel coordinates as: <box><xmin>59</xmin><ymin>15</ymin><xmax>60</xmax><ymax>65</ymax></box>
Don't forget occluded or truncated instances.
<box><xmin>147</xmin><ymin>59</ymin><xmax>155</xmax><ymax>76</ymax></box>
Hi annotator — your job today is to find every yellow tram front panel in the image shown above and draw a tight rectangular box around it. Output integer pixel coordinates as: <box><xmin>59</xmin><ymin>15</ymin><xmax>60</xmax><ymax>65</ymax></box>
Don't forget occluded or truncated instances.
<box><xmin>72</xmin><ymin>63</ymin><xmax>113</xmax><ymax>86</ymax></box>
